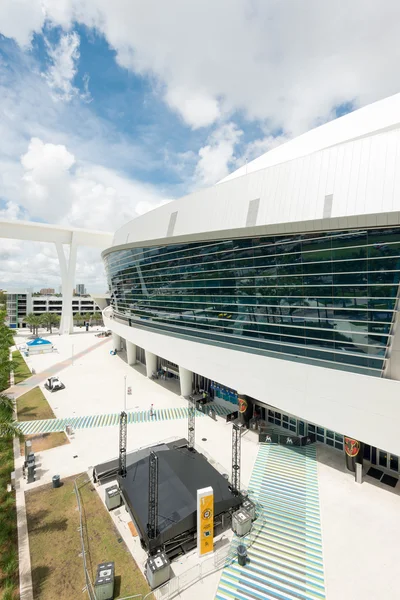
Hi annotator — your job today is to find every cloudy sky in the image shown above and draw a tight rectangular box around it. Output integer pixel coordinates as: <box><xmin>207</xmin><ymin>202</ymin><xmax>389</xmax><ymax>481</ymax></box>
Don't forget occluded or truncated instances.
<box><xmin>1</xmin><ymin>1</ymin><xmax>400</xmax><ymax>292</ymax></box>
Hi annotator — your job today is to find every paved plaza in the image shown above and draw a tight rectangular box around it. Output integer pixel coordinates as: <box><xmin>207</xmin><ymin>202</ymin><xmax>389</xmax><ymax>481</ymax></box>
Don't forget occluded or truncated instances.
<box><xmin>10</xmin><ymin>330</ymin><xmax>400</xmax><ymax>600</ymax></box>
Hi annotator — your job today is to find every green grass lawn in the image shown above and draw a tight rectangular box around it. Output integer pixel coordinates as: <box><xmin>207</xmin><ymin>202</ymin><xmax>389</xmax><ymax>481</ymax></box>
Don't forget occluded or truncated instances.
<box><xmin>12</xmin><ymin>350</ymin><xmax>32</xmax><ymax>384</ymax></box>
<box><xmin>0</xmin><ymin>438</ymin><xmax>19</xmax><ymax>600</ymax></box>
<box><xmin>16</xmin><ymin>387</ymin><xmax>55</xmax><ymax>421</ymax></box>
<box><xmin>26</xmin><ymin>474</ymin><xmax>153</xmax><ymax>600</ymax></box>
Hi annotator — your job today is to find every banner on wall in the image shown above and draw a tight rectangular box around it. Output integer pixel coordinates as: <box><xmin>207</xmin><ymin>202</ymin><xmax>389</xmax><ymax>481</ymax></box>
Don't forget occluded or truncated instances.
<box><xmin>344</xmin><ymin>437</ymin><xmax>363</xmax><ymax>472</ymax></box>
<box><xmin>197</xmin><ymin>486</ymin><xmax>214</xmax><ymax>556</ymax></box>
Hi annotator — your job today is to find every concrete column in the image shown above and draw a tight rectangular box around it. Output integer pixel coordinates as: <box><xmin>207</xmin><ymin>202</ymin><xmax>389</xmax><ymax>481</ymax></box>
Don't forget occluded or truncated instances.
<box><xmin>56</xmin><ymin>234</ymin><xmax>78</xmax><ymax>335</ymax></box>
<box><xmin>127</xmin><ymin>341</ymin><xmax>137</xmax><ymax>366</ymax></box>
<box><xmin>112</xmin><ymin>332</ymin><xmax>121</xmax><ymax>352</ymax></box>
<box><xmin>179</xmin><ymin>366</ymin><xmax>193</xmax><ymax>397</ymax></box>
<box><xmin>145</xmin><ymin>350</ymin><xmax>157</xmax><ymax>378</ymax></box>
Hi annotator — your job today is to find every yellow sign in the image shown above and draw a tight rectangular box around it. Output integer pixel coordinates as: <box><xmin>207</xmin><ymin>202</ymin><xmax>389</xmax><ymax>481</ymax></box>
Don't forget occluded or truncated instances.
<box><xmin>199</xmin><ymin>491</ymin><xmax>214</xmax><ymax>556</ymax></box>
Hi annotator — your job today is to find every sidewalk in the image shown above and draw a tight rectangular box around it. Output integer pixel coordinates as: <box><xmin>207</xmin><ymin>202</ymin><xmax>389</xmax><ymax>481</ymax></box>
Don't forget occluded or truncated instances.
<box><xmin>5</xmin><ymin>337</ymin><xmax>110</xmax><ymax>400</ymax></box>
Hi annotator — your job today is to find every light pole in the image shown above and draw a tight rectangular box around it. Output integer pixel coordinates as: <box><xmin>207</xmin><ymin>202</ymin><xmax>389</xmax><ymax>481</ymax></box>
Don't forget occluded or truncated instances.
<box><xmin>124</xmin><ymin>375</ymin><xmax>127</xmax><ymax>411</ymax></box>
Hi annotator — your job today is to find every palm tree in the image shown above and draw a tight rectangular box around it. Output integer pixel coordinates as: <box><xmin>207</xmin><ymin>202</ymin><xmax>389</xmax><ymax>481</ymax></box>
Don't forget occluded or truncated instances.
<box><xmin>30</xmin><ymin>315</ymin><xmax>41</xmax><ymax>337</ymax></box>
<box><xmin>83</xmin><ymin>312</ymin><xmax>92</xmax><ymax>326</ymax></box>
<box><xmin>0</xmin><ymin>393</ymin><xmax>20</xmax><ymax>439</ymax></box>
<box><xmin>39</xmin><ymin>312</ymin><xmax>60</xmax><ymax>334</ymax></box>
<box><xmin>23</xmin><ymin>313</ymin><xmax>35</xmax><ymax>333</ymax></box>
<box><xmin>74</xmin><ymin>312</ymin><xmax>84</xmax><ymax>326</ymax></box>
<box><xmin>40</xmin><ymin>312</ymin><xmax>52</xmax><ymax>332</ymax></box>
<box><xmin>51</xmin><ymin>313</ymin><xmax>61</xmax><ymax>332</ymax></box>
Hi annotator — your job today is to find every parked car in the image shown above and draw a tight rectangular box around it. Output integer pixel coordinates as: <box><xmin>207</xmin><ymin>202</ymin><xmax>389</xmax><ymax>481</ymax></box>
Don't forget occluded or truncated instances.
<box><xmin>44</xmin><ymin>376</ymin><xmax>65</xmax><ymax>392</ymax></box>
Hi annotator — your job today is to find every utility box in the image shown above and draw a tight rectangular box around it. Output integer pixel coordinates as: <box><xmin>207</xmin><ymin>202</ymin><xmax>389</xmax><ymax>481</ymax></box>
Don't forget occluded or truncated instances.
<box><xmin>242</xmin><ymin>499</ymin><xmax>256</xmax><ymax>521</ymax></box>
<box><xmin>105</xmin><ymin>485</ymin><xmax>121</xmax><ymax>511</ymax></box>
<box><xmin>146</xmin><ymin>552</ymin><xmax>171</xmax><ymax>589</ymax></box>
<box><xmin>27</xmin><ymin>463</ymin><xmax>36</xmax><ymax>484</ymax></box>
<box><xmin>232</xmin><ymin>509</ymin><xmax>252</xmax><ymax>537</ymax></box>
<box><xmin>25</xmin><ymin>440</ymin><xmax>32</xmax><ymax>461</ymax></box>
<box><xmin>94</xmin><ymin>561</ymin><xmax>114</xmax><ymax>600</ymax></box>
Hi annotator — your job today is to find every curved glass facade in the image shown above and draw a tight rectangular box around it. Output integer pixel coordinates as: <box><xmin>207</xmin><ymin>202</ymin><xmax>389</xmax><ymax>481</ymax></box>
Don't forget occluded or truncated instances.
<box><xmin>104</xmin><ymin>226</ymin><xmax>400</xmax><ymax>377</ymax></box>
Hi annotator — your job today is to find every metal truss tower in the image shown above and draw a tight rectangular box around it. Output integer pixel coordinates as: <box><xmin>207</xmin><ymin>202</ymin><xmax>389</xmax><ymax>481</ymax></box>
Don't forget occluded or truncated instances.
<box><xmin>147</xmin><ymin>450</ymin><xmax>159</xmax><ymax>540</ymax></box>
<box><xmin>231</xmin><ymin>423</ymin><xmax>241</xmax><ymax>495</ymax></box>
<box><xmin>119</xmin><ymin>411</ymin><xmax>127</xmax><ymax>478</ymax></box>
<box><xmin>187</xmin><ymin>395</ymin><xmax>196</xmax><ymax>450</ymax></box>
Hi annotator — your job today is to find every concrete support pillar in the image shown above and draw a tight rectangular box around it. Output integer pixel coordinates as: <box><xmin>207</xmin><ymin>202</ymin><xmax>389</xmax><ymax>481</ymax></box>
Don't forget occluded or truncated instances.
<box><xmin>127</xmin><ymin>341</ymin><xmax>137</xmax><ymax>366</ymax></box>
<box><xmin>344</xmin><ymin>437</ymin><xmax>363</xmax><ymax>473</ymax></box>
<box><xmin>112</xmin><ymin>332</ymin><xmax>121</xmax><ymax>352</ymax></box>
<box><xmin>56</xmin><ymin>236</ymin><xmax>78</xmax><ymax>335</ymax></box>
<box><xmin>145</xmin><ymin>350</ymin><xmax>157</xmax><ymax>378</ymax></box>
<box><xmin>179</xmin><ymin>366</ymin><xmax>193</xmax><ymax>397</ymax></box>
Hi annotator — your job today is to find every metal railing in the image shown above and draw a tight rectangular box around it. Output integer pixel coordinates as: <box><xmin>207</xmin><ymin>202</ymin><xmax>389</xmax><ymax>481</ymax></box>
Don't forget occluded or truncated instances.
<box><xmin>74</xmin><ymin>474</ymin><xmax>96</xmax><ymax>600</ymax></box>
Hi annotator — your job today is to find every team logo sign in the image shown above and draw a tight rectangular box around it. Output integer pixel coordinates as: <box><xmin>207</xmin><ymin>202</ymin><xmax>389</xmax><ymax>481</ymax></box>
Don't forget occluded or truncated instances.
<box><xmin>238</xmin><ymin>397</ymin><xmax>248</xmax><ymax>414</ymax></box>
<box><xmin>344</xmin><ymin>437</ymin><xmax>360</xmax><ymax>457</ymax></box>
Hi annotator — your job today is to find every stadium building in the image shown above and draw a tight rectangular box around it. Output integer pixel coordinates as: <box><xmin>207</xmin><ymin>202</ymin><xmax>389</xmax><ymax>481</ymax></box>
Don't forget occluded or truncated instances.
<box><xmin>102</xmin><ymin>93</ymin><xmax>400</xmax><ymax>479</ymax></box>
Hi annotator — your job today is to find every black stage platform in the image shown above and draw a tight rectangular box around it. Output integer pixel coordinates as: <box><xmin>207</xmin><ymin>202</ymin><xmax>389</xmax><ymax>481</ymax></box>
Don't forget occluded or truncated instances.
<box><xmin>116</xmin><ymin>438</ymin><xmax>242</xmax><ymax>555</ymax></box>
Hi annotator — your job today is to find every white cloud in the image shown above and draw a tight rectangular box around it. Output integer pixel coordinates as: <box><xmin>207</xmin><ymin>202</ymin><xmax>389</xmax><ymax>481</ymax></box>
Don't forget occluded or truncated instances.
<box><xmin>21</xmin><ymin>137</ymin><xmax>75</xmax><ymax>221</ymax></box>
<box><xmin>42</xmin><ymin>31</ymin><xmax>84</xmax><ymax>102</ymax></box>
<box><xmin>165</xmin><ymin>86</ymin><xmax>221</xmax><ymax>129</ymax></box>
<box><xmin>2</xmin><ymin>1</ymin><xmax>400</xmax><ymax>134</ymax></box>
<box><xmin>16</xmin><ymin>137</ymin><xmax>171</xmax><ymax>230</ymax></box>
<box><xmin>0</xmin><ymin>200</ymin><xmax>25</xmax><ymax>221</ymax></box>
<box><xmin>0</xmin><ymin>0</ymin><xmax>45</xmax><ymax>47</ymax></box>
<box><xmin>194</xmin><ymin>123</ymin><xmax>242</xmax><ymax>186</ymax></box>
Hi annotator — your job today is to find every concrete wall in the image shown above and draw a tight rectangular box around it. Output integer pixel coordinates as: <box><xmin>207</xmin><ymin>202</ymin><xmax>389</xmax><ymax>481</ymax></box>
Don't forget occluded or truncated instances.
<box><xmin>104</xmin><ymin>310</ymin><xmax>400</xmax><ymax>457</ymax></box>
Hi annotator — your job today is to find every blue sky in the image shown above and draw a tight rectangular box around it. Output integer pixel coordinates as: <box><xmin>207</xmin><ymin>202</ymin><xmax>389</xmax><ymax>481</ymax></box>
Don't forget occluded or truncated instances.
<box><xmin>0</xmin><ymin>0</ymin><xmax>399</xmax><ymax>290</ymax></box>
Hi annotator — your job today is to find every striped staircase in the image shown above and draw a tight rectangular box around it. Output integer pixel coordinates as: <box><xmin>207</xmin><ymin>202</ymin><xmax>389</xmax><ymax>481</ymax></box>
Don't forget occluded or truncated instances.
<box><xmin>216</xmin><ymin>443</ymin><xmax>326</xmax><ymax>600</ymax></box>
<box><xmin>17</xmin><ymin>403</ymin><xmax>232</xmax><ymax>435</ymax></box>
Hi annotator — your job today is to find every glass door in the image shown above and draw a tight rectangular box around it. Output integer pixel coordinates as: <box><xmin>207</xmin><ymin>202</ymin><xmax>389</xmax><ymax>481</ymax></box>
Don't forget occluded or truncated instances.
<box><xmin>379</xmin><ymin>450</ymin><xmax>388</xmax><ymax>469</ymax></box>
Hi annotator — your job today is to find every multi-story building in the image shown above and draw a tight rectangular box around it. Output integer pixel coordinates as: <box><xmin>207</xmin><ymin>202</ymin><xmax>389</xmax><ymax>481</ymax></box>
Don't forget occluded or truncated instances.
<box><xmin>102</xmin><ymin>93</ymin><xmax>400</xmax><ymax>481</ymax></box>
<box><xmin>5</xmin><ymin>289</ymin><xmax>102</xmax><ymax>328</ymax></box>
<box><xmin>39</xmin><ymin>288</ymin><xmax>55</xmax><ymax>295</ymax></box>
<box><xmin>75</xmin><ymin>284</ymin><xmax>87</xmax><ymax>296</ymax></box>
<box><xmin>6</xmin><ymin>289</ymin><xmax>33</xmax><ymax>328</ymax></box>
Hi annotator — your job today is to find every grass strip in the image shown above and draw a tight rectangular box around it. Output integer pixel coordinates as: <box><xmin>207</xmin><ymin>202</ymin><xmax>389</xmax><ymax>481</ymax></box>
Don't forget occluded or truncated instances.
<box><xmin>0</xmin><ymin>438</ymin><xmax>19</xmax><ymax>600</ymax></box>
<box><xmin>12</xmin><ymin>350</ymin><xmax>32</xmax><ymax>384</ymax></box>
<box><xmin>26</xmin><ymin>474</ymin><xmax>154</xmax><ymax>600</ymax></box>
<box><xmin>16</xmin><ymin>387</ymin><xmax>55</xmax><ymax>422</ymax></box>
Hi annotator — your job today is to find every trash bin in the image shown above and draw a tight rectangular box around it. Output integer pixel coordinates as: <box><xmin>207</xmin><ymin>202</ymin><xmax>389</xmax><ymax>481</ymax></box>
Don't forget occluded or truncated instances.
<box><xmin>237</xmin><ymin>544</ymin><xmax>247</xmax><ymax>566</ymax></box>
<box><xmin>52</xmin><ymin>475</ymin><xmax>61</xmax><ymax>488</ymax></box>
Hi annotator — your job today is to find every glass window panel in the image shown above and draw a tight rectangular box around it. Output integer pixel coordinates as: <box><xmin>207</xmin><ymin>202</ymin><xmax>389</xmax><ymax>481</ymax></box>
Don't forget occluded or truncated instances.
<box><xmin>363</xmin><ymin>444</ymin><xmax>371</xmax><ymax>461</ymax></box>
<box><xmin>390</xmin><ymin>455</ymin><xmax>399</xmax><ymax>472</ymax></box>
<box><xmin>335</xmin><ymin>442</ymin><xmax>344</xmax><ymax>451</ymax></box>
<box><xmin>317</xmin><ymin>434</ymin><xmax>324</xmax><ymax>442</ymax></box>
<box><xmin>105</xmin><ymin>225</ymin><xmax>400</xmax><ymax>378</ymax></box>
